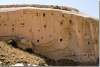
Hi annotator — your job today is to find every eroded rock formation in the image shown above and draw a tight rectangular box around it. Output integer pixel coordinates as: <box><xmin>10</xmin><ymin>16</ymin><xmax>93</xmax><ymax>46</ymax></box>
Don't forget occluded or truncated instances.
<box><xmin>0</xmin><ymin>5</ymin><xmax>99</xmax><ymax>64</ymax></box>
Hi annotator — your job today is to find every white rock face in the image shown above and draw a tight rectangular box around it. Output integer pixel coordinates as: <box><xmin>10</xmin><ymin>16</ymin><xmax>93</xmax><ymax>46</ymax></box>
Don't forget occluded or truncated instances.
<box><xmin>11</xmin><ymin>63</ymin><xmax>38</xmax><ymax>66</ymax></box>
<box><xmin>11</xmin><ymin>63</ymin><xmax>24</xmax><ymax>66</ymax></box>
<box><xmin>0</xmin><ymin>5</ymin><xmax>99</xmax><ymax>64</ymax></box>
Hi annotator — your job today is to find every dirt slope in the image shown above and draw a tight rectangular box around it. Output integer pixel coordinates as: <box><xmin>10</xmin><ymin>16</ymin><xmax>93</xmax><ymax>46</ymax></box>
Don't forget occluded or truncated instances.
<box><xmin>0</xmin><ymin>41</ymin><xmax>47</xmax><ymax>66</ymax></box>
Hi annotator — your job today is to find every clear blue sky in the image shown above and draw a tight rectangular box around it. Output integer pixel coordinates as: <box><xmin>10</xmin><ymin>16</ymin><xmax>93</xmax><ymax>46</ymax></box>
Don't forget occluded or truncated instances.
<box><xmin>0</xmin><ymin>0</ymin><xmax>99</xmax><ymax>18</ymax></box>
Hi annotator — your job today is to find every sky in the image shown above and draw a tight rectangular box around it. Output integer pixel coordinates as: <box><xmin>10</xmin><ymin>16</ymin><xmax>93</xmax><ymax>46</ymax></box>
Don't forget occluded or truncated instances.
<box><xmin>0</xmin><ymin>0</ymin><xmax>99</xmax><ymax>18</ymax></box>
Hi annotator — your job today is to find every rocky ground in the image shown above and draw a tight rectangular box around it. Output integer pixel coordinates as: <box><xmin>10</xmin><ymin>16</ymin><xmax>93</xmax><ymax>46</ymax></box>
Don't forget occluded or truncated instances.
<box><xmin>0</xmin><ymin>41</ymin><xmax>48</xmax><ymax>66</ymax></box>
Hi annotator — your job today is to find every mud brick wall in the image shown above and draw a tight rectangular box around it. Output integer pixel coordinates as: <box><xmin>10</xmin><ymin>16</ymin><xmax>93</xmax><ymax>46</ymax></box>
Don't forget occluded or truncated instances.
<box><xmin>0</xmin><ymin>6</ymin><xmax>99</xmax><ymax>64</ymax></box>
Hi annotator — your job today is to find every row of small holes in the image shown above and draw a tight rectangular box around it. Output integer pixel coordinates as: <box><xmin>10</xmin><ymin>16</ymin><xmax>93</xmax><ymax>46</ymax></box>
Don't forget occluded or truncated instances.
<box><xmin>59</xmin><ymin>19</ymin><xmax>72</xmax><ymax>42</ymax></box>
<box><xmin>0</xmin><ymin>23</ymin><xmax>25</xmax><ymax>26</ymax></box>
<box><xmin>35</xmin><ymin>13</ymin><xmax>66</xmax><ymax>43</ymax></box>
<box><xmin>36</xmin><ymin>38</ymin><xmax>63</xmax><ymax>43</ymax></box>
<box><xmin>60</xmin><ymin>19</ymin><xmax>73</xmax><ymax>26</ymax></box>
<box><xmin>32</xmin><ymin>13</ymin><xmax>65</xmax><ymax>17</ymax></box>
<box><xmin>0</xmin><ymin>13</ymin><xmax>93</xmax><ymax>47</ymax></box>
<box><xmin>0</xmin><ymin>24</ymin><xmax>7</xmax><ymax>26</ymax></box>
<box><xmin>0</xmin><ymin>13</ymin><xmax>66</xmax><ymax>43</ymax></box>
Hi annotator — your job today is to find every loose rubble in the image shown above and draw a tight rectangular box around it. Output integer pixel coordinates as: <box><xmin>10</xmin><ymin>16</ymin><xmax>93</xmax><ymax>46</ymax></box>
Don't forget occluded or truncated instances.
<box><xmin>0</xmin><ymin>41</ymin><xmax>48</xmax><ymax>66</ymax></box>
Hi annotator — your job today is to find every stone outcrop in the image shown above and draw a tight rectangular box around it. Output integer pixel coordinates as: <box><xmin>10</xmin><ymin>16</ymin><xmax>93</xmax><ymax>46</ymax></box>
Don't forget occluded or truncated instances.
<box><xmin>0</xmin><ymin>5</ymin><xmax>99</xmax><ymax>64</ymax></box>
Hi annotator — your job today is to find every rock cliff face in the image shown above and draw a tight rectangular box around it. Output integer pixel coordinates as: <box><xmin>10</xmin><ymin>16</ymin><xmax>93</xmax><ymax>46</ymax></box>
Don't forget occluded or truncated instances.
<box><xmin>0</xmin><ymin>5</ymin><xmax>99</xmax><ymax>64</ymax></box>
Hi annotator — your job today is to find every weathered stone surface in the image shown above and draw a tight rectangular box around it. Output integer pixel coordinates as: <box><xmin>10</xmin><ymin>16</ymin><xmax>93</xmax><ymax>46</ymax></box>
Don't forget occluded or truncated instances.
<box><xmin>0</xmin><ymin>5</ymin><xmax>99</xmax><ymax>64</ymax></box>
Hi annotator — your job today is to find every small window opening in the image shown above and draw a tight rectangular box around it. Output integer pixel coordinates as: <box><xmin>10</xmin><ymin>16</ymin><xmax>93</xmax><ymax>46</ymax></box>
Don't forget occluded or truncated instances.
<box><xmin>20</xmin><ymin>23</ymin><xmax>24</xmax><ymax>25</ymax></box>
<box><xmin>62</xmin><ymin>14</ymin><xmax>64</xmax><ymax>17</ymax></box>
<box><xmin>43</xmin><ymin>13</ymin><xmax>45</xmax><ymax>17</ymax></box>
<box><xmin>60</xmin><ymin>38</ymin><xmax>63</xmax><ymax>42</ymax></box>
<box><xmin>37</xmin><ymin>40</ymin><xmax>40</xmax><ymax>42</ymax></box>
<box><xmin>43</xmin><ymin>24</ymin><xmax>47</xmax><ymax>28</ymax></box>
<box><xmin>4</xmin><ymin>24</ymin><xmax>7</xmax><ymax>26</ymax></box>
<box><xmin>69</xmin><ymin>20</ymin><xmax>72</xmax><ymax>24</ymax></box>
<box><xmin>60</xmin><ymin>21</ymin><xmax>64</xmax><ymax>25</ymax></box>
